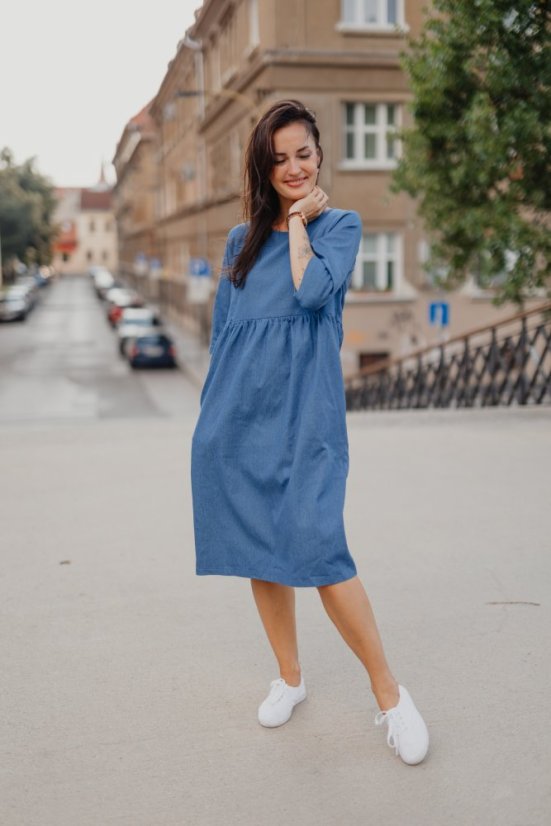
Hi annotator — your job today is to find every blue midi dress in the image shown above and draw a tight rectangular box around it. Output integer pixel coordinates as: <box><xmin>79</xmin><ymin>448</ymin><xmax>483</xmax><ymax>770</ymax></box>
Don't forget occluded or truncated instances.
<box><xmin>190</xmin><ymin>207</ymin><xmax>362</xmax><ymax>587</ymax></box>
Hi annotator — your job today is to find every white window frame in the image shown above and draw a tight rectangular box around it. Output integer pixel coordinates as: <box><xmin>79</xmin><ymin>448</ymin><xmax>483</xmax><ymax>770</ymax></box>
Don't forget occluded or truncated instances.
<box><xmin>337</xmin><ymin>0</ymin><xmax>408</xmax><ymax>33</ymax></box>
<box><xmin>340</xmin><ymin>101</ymin><xmax>402</xmax><ymax>169</ymax></box>
<box><xmin>351</xmin><ymin>232</ymin><xmax>403</xmax><ymax>294</ymax></box>
<box><xmin>243</xmin><ymin>0</ymin><xmax>260</xmax><ymax>57</ymax></box>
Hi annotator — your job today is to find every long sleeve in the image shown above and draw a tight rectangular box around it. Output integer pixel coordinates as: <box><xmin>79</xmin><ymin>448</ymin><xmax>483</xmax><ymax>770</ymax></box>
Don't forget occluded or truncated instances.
<box><xmin>293</xmin><ymin>210</ymin><xmax>362</xmax><ymax>311</ymax></box>
<box><xmin>208</xmin><ymin>234</ymin><xmax>234</xmax><ymax>355</ymax></box>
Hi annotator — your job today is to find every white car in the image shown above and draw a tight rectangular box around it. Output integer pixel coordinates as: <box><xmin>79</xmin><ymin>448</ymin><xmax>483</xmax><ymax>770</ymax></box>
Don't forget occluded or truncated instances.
<box><xmin>117</xmin><ymin>307</ymin><xmax>163</xmax><ymax>354</ymax></box>
<box><xmin>92</xmin><ymin>268</ymin><xmax>116</xmax><ymax>298</ymax></box>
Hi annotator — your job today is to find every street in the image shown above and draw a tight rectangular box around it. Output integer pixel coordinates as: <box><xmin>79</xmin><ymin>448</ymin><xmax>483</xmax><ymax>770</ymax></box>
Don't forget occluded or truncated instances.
<box><xmin>0</xmin><ymin>275</ymin><xmax>199</xmax><ymax>422</ymax></box>
<box><xmin>0</xmin><ymin>278</ymin><xmax>550</xmax><ymax>825</ymax></box>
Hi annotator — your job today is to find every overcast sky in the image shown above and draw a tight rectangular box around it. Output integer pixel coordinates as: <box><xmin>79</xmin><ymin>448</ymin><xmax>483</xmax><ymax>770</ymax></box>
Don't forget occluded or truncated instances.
<box><xmin>1</xmin><ymin>1</ymin><xmax>200</xmax><ymax>187</ymax></box>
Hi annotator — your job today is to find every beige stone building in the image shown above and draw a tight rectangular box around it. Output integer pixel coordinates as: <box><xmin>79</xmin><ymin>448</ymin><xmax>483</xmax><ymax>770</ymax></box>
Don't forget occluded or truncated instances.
<box><xmin>136</xmin><ymin>0</ymin><xmax>545</xmax><ymax>376</ymax></box>
<box><xmin>112</xmin><ymin>103</ymin><xmax>160</xmax><ymax>280</ymax></box>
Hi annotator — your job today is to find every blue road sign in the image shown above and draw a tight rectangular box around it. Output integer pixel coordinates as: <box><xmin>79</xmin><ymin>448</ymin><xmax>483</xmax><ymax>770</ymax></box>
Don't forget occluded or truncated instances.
<box><xmin>429</xmin><ymin>301</ymin><xmax>450</xmax><ymax>327</ymax></box>
<box><xmin>190</xmin><ymin>257</ymin><xmax>212</xmax><ymax>277</ymax></box>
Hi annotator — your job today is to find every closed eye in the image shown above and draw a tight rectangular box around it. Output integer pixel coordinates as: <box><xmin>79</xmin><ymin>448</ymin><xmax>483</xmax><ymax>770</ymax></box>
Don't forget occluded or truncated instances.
<box><xmin>274</xmin><ymin>154</ymin><xmax>312</xmax><ymax>164</ymax></box>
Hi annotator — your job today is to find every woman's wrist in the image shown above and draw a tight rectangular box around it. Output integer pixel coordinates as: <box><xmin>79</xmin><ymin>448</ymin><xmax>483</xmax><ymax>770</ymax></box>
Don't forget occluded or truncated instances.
<box><xmin>286</xmin><ymin>210</ymin><xmax>307</xmax><ymax>228</ymax></box>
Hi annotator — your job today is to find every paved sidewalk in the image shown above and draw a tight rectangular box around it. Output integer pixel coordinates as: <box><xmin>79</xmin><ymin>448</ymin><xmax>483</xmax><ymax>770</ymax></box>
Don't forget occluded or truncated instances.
<box><xmin>1</xmin><ymin>406</ymin><xmax>550</xmax><ymax>825</ymax></box>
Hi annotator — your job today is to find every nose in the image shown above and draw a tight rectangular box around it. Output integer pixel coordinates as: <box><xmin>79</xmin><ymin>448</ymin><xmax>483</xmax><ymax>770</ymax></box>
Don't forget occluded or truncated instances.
<box><xmin>288</xmin><ymin>157</ymin><xmax>302</xmax><ymax>175</ymax></box>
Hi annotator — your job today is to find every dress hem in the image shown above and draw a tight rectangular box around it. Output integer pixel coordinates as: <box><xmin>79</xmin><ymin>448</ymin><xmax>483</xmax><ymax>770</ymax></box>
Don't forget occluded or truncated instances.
<box><xmin>195</xmin><ymin>565</ymin><xmax>358</xmax><ymax>588</ymax></box>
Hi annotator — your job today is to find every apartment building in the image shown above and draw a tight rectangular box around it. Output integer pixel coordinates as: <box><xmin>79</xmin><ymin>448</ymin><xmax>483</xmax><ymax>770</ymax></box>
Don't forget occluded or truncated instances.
<box><xmin>112</xmin><ymin>103</ymin><xmax>159</xmax><ymax>277</ymax></box>
<box><xmin>143</xmin><ymin>0</ymin><xmax>539</xmax><ymax>376</ymax></box>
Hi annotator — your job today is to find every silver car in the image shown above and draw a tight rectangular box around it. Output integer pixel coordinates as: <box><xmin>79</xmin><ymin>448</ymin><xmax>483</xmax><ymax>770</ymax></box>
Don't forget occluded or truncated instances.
<box><xmin>0</xmin><ymin>285</ymin><xmax>32</xmax><ymax>321</ymax></box>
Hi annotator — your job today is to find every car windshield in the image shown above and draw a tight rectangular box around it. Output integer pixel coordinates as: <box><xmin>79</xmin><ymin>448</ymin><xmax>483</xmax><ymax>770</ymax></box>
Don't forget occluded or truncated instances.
<box><xmin>138</xmin><ymin>336</ymin><xmax>165</xmax><ymax>345</ymax></box>
<box><xmin>123</xmin><ymin>316</ymin><xmax>156</xmax><ymax>325</ymax></box>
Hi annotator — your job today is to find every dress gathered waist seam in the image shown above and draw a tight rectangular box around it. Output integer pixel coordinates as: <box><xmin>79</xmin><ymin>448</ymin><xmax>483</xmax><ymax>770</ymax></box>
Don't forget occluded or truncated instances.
<box><xmin>227</xmin><ymin>312</ymin><xmax>337</xmax><ymax>326</ymax></box>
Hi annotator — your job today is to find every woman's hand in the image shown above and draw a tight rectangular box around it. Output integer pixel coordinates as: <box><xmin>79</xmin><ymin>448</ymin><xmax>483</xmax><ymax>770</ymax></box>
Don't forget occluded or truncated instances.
<box><xmin>289</xmin><ymin>185</ymin><xmax>329</xmax><ymax>223</ymax></box>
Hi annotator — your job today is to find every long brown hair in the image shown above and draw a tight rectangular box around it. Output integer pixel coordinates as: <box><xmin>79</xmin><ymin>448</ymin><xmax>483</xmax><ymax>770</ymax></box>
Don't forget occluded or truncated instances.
<box><xmin>226</xmin><ymin>99</ymin><xmax>324</xmax><ymax>289</ymax></box>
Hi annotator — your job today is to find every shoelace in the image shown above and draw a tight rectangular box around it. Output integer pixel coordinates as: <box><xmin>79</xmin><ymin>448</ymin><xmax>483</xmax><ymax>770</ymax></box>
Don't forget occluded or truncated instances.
<box><xmin>267</xmin><ymin>678</ymin><xmax>287</xmax><ymax>704</ymax></box>
<box><xmin>374</xmin><ymin>708</ymin><xmax>408</xmax><ymax>755</ymax></box>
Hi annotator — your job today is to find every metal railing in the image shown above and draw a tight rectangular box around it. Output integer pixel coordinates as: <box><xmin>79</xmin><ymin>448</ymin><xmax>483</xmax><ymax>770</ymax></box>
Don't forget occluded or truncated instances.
<box><xmin>345</xmin><ymin>301</ymin><xmax>551</xmax><ymax>411</ymax></box>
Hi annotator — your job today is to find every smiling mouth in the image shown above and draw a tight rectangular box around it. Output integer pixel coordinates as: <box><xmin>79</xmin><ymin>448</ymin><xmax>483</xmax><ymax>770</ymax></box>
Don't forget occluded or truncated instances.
<box><xmin>286</xmin><ymin>178</ymin><xmax>307</xmax><ymax>184</ymax></box>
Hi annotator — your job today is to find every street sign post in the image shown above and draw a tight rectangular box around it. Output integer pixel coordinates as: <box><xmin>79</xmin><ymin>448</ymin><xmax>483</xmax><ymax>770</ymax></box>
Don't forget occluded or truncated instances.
<box><xmin>189</xmin><ymin>258</ymin><xmax>212</xmax><ymax>277</ymax></box>
<box><xmin>188</xmin><ymin>257</ymin><xmax>212</xmax><ymax>303</ymax></box>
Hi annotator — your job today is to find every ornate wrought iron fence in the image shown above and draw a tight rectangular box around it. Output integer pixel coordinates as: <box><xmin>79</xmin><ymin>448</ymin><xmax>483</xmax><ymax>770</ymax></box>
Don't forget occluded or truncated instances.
<box><xmin>345</xmin><ymin>302</ymin><xmax>551</xmax><ymax>411</ymax></box>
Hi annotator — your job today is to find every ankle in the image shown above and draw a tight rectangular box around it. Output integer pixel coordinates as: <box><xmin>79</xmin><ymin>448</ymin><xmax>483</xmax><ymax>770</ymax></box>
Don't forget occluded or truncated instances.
<box><xmin>372</xmin><ymin>678</ymin><xmax>400</xmax><ymax>711</ymax></box>
<box><xmin>280</xmin><ymin>664</ymin><xmax>302</xmax><ymax>687</ymax></box>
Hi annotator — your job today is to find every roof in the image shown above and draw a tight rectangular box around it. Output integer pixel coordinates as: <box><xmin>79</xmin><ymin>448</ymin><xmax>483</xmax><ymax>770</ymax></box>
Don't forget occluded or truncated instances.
<box><xmin>129</xmin><ymin>101</ymin><xmax>155</xmax><ymax>132</ymax></box>
<box><xmin>80</xmin><ymin>189</ymin><xmax>113</xmax><ymax>211</ymax></box>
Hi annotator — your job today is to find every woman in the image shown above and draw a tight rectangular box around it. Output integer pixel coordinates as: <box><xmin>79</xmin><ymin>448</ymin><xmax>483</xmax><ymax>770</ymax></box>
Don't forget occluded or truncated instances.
<box><xmin>191</xmin><ymin>100</ymin><xmax>429</xmax><ymax>765</ymax></box>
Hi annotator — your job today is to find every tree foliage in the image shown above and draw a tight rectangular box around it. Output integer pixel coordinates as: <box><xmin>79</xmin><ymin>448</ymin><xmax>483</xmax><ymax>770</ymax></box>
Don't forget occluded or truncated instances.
<box><xmin>0</xmin><ymin>148</ymin><xmax>57</xmax><ymax>274</ymax></box>
<box><xmin>391</xmin><ymin>0</ymin><xmax>551</xmax><ymax>306</ymax></box>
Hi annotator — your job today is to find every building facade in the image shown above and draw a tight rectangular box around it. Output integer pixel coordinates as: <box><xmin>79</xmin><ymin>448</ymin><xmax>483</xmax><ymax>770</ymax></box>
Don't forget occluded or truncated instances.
<box><xmin>131</xmin><ymin>0</ymin><xmax>544</xmax><ymax>375</ymax></box>
<box><xmin>112</xmin><ymin>103</ymin><xmax>160</xmax><ymax>282</ymax></box>
<box><xmin>52</xmin><ymin>176</ymin><xmax>118</xmax><ymax>276</ymax></box>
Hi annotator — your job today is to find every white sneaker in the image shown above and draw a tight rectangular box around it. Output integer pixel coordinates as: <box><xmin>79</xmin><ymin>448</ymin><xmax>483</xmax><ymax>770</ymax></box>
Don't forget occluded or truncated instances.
<box><xmin>258</xmin><ymin>676</ymin><xmax>307</xmax><ymax>727</ymax></box>
<box><xmin>374</xmin><ymin>684</ymin><xmax>429</xmax><ymax>765</ymax></box>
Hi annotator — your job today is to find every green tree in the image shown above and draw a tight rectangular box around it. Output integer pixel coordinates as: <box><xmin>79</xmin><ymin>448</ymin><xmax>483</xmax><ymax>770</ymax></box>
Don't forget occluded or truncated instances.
<box><xmin>391</xmin><ymin>0</ymin><xmax>551</xmax><ymax>306</ymax></box>
<box><xmin>0</xmin><ymin>148</ymin><xmax>57</xmax><ymax>278</ymax></box>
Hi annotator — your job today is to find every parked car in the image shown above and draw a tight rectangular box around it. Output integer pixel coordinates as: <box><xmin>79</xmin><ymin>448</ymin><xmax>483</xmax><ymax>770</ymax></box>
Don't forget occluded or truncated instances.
<box><xmin>14</xmin><ymin>275</ymin><xmax>40</xmax><ymax>308</ymax></box>
<box><xmin>0</xmin><ymin>285</ymin><xmax>32</xmax><ymax>321</ymax></box>
<box><xmin>126</xmin><ymin>332</ymin><xmax>177</xmax><ymax>368</ymax></box>
<box><xmin>105</xmin><ymin>288</ymin><xmax>145</xmax><ymax>326</ymax></box>
<box><xmin>36</xmin><ymin>265</ymin><xmax>54</xmax><ymax>287</ymax></box>
<box><xmin>92</xmin><ymin>268</ymin><xmax>117</xmax><ymax>298</ymax></box>
<box><xmin>116</xmin><ymin>307</ymin><xmax>163</xmax><ymax>354</ymax></box>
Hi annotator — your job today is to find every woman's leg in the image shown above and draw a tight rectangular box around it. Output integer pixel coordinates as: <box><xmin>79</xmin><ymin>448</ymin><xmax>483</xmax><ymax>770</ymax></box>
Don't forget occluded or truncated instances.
<box><xmin>250</xmin><ymin>579</ymin><xmax>302</xmax><ymax>686</ymax></box>
<box><xmin>317</xmin><ymin>575</ymin><xmax>399</xmax><ymax>711</ymax></box>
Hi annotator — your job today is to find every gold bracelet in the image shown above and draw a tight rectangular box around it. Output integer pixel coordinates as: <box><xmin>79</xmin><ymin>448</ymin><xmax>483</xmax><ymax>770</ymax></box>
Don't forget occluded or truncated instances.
<box><xmin>286</xmin><ymin>210</ymin><xmax>307</xmax><ymax>227</ymax></box>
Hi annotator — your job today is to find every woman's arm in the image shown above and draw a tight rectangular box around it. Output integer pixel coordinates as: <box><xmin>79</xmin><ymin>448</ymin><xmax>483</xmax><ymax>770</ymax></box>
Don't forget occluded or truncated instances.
<box><xmin>287</xmin><ymin>185</ymin><xmax>328</xmax><ymax>291</ymax></box>
<box><xmin>288</xmin><ymin>204</ymin><xmax>363</xmax><ymax>311</ymax></box>
<box><xmin>288</xmin><ymin>216</ymin><xmax>314</xmax><ymax>292</ymax></box>
<box><xmin>292</xmin><ymin>210</ymin><xmax>362</xmax><ymax>310</ymax></box>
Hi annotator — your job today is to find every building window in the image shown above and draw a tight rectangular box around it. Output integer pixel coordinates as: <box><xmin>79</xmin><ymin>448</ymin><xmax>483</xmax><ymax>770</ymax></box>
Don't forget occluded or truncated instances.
<box><xmin>208</xmin><ymin>36</ymin><xmax>221</xmax><ymax>93</ymax></box>
<box><xmin>163</xmin><ymin>101</ymin><xmax>176</xmax><ymax>122</ymax></box>
<box><xmin>89</xmin><ymin>219</ymin><xmax>96</xmax><ymax>232</ymax></box>
<box><xmin>342</xmin><ymin>102</ymin><xmax>400</xmax><ymax>167</ymax></box>
<box><xmin>105</xmin><ymin>220</ymin><xmax>112</xmax><ymax>232</ymax></box>
<box><xmin>351</xmin><ymin>232</ymin><xmax>401</xmax><ymax>292</ymax></box>
<box><xmin>102</xmin><ymin>250</ymin><xmax>108</xmax><ymax>262</ymax></box>
<box><xmin>220</xmin><ymin>7</ymin><xmax>237</xmax><ymax>84</ymax></box>
<box><xmin>339</xmin><ymin>0</ymin><xmax>405</xmax><ymax>29</ymax></box>
<box><xmin>418</xmin><ymin>239</ymin><xmax>449</xmax><ymax>287</ymax></box>
<box><xmin>87</xmin><ymin>250</ymin><xmax>93</xmax><ymax>262</ymax></box>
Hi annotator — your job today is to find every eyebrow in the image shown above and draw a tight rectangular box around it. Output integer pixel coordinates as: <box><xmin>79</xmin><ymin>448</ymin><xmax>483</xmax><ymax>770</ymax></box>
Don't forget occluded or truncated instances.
<box><xmin>273</xmin><ymin>145</ymin><xmax>311</xmax><ymax>156</ymax></box>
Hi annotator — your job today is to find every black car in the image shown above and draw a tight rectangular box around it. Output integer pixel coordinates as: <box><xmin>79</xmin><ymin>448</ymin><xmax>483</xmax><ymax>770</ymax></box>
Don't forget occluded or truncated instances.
<box><xmin>126</xmin><ymin>332</ymin><xmax>177</xmax><ymax>368</ymax></box>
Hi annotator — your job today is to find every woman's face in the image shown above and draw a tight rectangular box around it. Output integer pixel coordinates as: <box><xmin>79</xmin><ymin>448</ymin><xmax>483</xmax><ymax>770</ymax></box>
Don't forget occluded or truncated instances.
<box><xmin>268</xmin><ymin>122</ymin><xmax>321</xmax><ymax>204</ymax></box>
